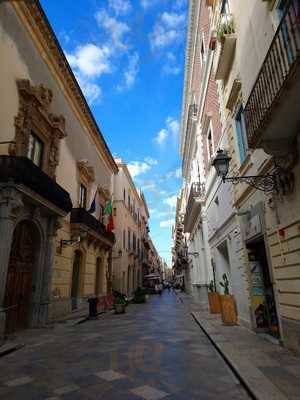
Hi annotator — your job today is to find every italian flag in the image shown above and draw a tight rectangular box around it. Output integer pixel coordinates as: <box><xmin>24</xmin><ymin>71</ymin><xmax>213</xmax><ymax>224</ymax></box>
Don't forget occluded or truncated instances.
<box><xmin>103</xmin><ymin>198</ymin><xmax>114</xmax><ymax>232</ymax></box>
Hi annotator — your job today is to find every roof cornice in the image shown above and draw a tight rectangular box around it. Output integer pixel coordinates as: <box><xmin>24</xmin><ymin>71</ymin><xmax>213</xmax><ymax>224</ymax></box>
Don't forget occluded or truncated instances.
<box><xmin>179</xmin><ymin>0</ymin><xmax>199</xmax><ymax>158</ymax></box>
<box><xmin>12</xmin><ymin>0</ymin><xmax>118</xmax><ymax>174</ymax></box>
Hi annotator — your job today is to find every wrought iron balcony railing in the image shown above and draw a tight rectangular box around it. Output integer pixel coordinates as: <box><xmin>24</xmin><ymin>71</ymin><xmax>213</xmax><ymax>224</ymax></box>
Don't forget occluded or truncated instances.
<box><xmin>71</xmin><ymin>208</ymin><xmax>115</xmax><ymax>245</ymax></box>
<box><xmin>244</xmin><ymin>0</ymin><xmax>300</xmax><ymax>148</ymax></box>
<box><xmin>184</xmin><ymin>182</ymin><xmax>206</xmax><ymax>233</ymax></box>
<box><xmin>0</xmin><ymin>156</ymin><xmax>72</xmax><ymax>213</ymax></box>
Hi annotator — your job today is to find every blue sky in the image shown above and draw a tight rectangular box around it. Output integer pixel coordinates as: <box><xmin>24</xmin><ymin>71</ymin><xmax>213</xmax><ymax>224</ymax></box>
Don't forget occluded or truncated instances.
<box><xmin>41</xmin><ymin>0</ymin><xmax>187</xmax><ymax>265</ymax></box>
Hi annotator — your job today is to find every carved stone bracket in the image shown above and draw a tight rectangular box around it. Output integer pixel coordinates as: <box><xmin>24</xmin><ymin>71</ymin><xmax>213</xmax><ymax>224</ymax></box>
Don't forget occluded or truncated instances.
<box><xmin>77</xmin><ymin>160</ymin><xmax>95</xmax><ymax>184</ymax></box>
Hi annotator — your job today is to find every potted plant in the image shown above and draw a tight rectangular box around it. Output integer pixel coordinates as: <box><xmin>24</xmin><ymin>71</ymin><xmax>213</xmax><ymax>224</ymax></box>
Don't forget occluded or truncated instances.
<box><xmin>217</xmin><ymin>14</ymin><xmax>235</xmax><ymax>43</ymax></box>
<box><xmin>219</xmin><ymin>274</ymin><xmax>238</xmax><ymax>325</ymax></box>
<box><xmin>207</xmin><ymin>280</ymin><xmax>221</xmax><ymax>314</ymax></box>
<box><xmin>114</xmin><ymin>297</ymin><xmax>126</xmax><ymax>314</ymax></box>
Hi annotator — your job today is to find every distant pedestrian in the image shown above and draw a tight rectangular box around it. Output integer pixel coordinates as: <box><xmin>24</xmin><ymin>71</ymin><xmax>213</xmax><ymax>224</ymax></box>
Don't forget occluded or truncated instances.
<box><xmin>158</xmin><ymin>283</ymin><xmax>163</xmax><ymax>295</ymax></box>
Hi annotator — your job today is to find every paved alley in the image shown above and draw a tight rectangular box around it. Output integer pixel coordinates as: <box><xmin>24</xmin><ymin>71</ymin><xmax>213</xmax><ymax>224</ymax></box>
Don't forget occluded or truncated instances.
<box><xmin>0</xmin><ymin>291</ymin><xmax>249</xmax><ymax>400</ymax></box>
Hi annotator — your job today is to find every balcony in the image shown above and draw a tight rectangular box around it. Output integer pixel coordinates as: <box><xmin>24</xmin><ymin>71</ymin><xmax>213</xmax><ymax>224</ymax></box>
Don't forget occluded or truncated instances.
<box><xmin>215</xmin><ymin>13</ymin><xmax>237</xmax><ymax>80</ymax></box>
<box><xmin>71</xmin><ymin>208</ymin><xmax>115</xmax><ymax>246</ymax></box>
<box><xmin>244</xmin><ymin>1</ymin><xmax>300</xmax><ymax>152</ymax></box>
<box><xmin>0</xmin><ymin>156</ymin><xmax>72</xmax><ymax>214</ymax></box>
<box><xmin>184</xmin><ymin>182</ymin><xmax>206</xmax><ymax>233</ymax></box>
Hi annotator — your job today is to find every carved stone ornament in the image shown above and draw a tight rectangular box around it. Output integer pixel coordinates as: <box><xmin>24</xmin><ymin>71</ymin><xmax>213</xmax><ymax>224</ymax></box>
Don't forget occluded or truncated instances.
<box><xmin>12</xmin><ymin>79</ymin><xmax>67</xmax><ymax>180</ymax></box>
<box><xmin>77</xmin><ymin>160</ymin><xmax>95</xmax><ymax>183</ymax></box>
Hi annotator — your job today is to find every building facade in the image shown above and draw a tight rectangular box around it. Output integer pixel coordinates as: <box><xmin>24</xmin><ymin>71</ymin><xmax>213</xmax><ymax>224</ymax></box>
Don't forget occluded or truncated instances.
<box><xmin>0</xmin><ymin>1</ymin><xmax>118</xmax><ymax>338</ymax></box>
<box><xmin>178</xmin><ymin>0</ymin><xmax>300</xmax><ymax>354</ymax></box>
<box><xmin>112</xmin><ymin>159</ymin><xmax>150</xmax><ymax>297</ymax></box>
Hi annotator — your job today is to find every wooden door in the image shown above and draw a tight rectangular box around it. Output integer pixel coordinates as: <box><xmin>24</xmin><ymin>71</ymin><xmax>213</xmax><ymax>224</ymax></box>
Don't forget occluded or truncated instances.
<box><xmin>4</xmin><ymin>221</ymin><xmax>35</xmax><ymax>334</ymax></box>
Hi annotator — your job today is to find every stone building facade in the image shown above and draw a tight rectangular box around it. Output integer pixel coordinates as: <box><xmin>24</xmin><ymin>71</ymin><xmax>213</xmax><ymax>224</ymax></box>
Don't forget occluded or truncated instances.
<box><xmin>178</xmin><ymin>0</ymin><xmax>300</xmax><ymax>353</ymax></box>
<box><xmin>0</xmin><ymin>1</ymin><xmax>118</xmax><ymax>338</ymax></box>
<box><xmin>112</xmin><ymin>159</ymin><xmax>151</xmax><ymax>297</ymax></box>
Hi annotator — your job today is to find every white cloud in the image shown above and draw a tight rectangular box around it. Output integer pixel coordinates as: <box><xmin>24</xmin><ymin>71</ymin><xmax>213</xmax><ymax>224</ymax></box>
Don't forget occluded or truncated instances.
<box><xmin>127</xmin><ymin>156</ymin><xmax>158</xmax><ymax>178</ymax></box>
<box><xmin>161</xmin><ymin>11</ymin><xmax>185</xmax><ymax>28</ymax></box>
<box><xmin>166</xmin><ymin>116</ymin><xmax>180</xmax><ymax>137</ymax></box>
<box><xmin>173</xmin><ymin>0</ymin><xmax>187</xmax><ymax>10</ymax></box>
<box><xmin>66</xmin><ymin>44</ymin><xmax>112</xmax><ymax>78</ymax></box>
<box><xmin>96</xmin><ymin>10</ymin><xmax>130</xmax><ymax>50</ymax></box>
<box><xmin>154</xmin><ymin>117</ymin><xmax>180</xmax><ymax>146</ymax></box>
<box><xmin>144</xmin><ymin>157</ymin><xmax>158</xmax><ymax>165</ymax></box>
<box><xmin>160</xmin><ymin>219</ymin><xmax>174</xmax><ymax>228</ymax></box>
<box><xmin>140</xmin><ymin>0</ymin><xmax>153</xmax><ymax>8</ymax></box>
<box><xmin>167</xmin><ymin>168</ymin><xmax>181</xmax><ymax>179</ymax></box>
<box><xmin>117</xmin><ymin>52</ymin><xmax>139</xmax><ymax>91</ymax></box>
<box><xmin>127</xmin><ymin>161</ymin><xmax>151</xmax><ymax>178</ymax></box>
<box><xmin>66</xmin><ymin>44</ymin><xmax>112</xmax><ymax>103</ymax></box>
<box><xmin>141</xmin><ymin>182</ymin><xmax>157</xmax><ymax>191</ymax></box>
<box><xmin>162</xmin><ymin>64</ymin><xmax>181</xmax><ymax>75</ymax></box>
<box><xmin>78</xmin><ymin>79</ymin><xmax>102</xmax><ymax>104</ymax></box>
<box><xmin>149</xmin><ymin>12</ymin><xmax>185</xmax><ymax>50</ymax></box>
<box><xmin>155</xmin><ymin>129</ymin><xmax>168</xmax><ymax>145</ymax></box>
<box><xmin>163</xmin><ymin>195</ymin><xmax>178</xmax><ymax>208</ymax></box>
<box><xmin>109</xmin><ymin>0</ymin><xmax>132</xmax><ymax>15</ymax></box>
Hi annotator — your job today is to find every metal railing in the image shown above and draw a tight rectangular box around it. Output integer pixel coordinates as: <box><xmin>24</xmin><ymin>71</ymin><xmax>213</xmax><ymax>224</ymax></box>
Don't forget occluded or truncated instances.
<box><xmin>0</xmin><ymin>156</ymin><xmax>72</xmax><ymax>213</ymax></box>
<box><xmin>185</xmin><ymin>182</ymin><xmax>206</xmax><ymax>218</ymax></box>
<box><xmin>71</xmin><ymin>208</ymin><xmax>115</xmax><ymax>244</ymax></box>
<box><xmin>244</xmin><ymin>0</ymin><xmax>300</xmax><ymax>147</ymax></box>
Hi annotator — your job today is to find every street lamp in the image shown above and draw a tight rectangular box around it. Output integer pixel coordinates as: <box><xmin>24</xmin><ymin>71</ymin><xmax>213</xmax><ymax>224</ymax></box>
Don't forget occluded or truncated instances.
<box><xmin>212</xmin><ymin>149</ymin><xmax>279</xmax><ymax>192</ymax></box>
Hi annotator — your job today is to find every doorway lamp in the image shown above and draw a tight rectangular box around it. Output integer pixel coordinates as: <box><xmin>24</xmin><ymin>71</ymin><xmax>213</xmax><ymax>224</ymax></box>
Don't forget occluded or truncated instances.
<box><xmin>212</xmin><ymin>149</ymin><xmax>279</xmax><ymax>192</ymax></box>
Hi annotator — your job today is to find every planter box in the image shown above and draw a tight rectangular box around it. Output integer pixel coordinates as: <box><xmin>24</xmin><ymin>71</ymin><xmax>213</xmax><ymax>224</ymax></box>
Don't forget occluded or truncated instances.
<box><xmin>220</xmin><ymin>294</ymin><xmax>238</xmax><ymax>325</ymax></box>
<box><xmin>208</xmin><ymin>292</ymin><xmax>221</xmax><ymax>314</ymax></box>
<box><xmin>115</xmin><ymin>304</ymin><xmax>126</xmax><ymax>314</ymax></box>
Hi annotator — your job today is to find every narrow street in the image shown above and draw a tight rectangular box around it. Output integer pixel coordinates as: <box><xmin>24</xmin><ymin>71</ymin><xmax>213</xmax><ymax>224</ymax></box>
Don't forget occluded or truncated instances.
<box><xmin>0</xmin><ymin>292</ymin><xmax>249</xmax><ymax>400</ymax></box>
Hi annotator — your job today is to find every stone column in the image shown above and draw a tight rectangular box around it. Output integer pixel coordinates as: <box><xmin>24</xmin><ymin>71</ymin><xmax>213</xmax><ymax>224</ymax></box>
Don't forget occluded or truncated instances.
<box><xmin>0</xmin><ymin>187</ymin><xmax>23</xmax><ymax>341</ymax></box>
<box><xmin>32</xmin><ymin>216</ymin><xmax>61</xmax><ymax>327</ymax></box>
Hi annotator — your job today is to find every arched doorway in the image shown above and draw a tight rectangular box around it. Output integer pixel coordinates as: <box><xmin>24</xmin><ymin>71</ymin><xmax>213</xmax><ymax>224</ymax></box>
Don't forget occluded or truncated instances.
<box><xmin>4</xmin><ymin>220</ymin><xmax>36</xmax><ymax>334</ymax></box>
<box><xmin>95</xmin><ymin>257</ymin><xmax>102</xmax><ymax>295</ymax></box>
<box><xmin>71</xmin><ymin>250</ymin><xmax>82</xmax><ymax>310</ymax></box>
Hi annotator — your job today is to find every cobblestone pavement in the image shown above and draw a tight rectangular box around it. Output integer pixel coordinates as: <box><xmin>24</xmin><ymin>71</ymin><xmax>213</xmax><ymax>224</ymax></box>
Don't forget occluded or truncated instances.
<box><xmin>0</xmin><ymin>291</ymin><xmax>250</xmax><ymax>400</ymax></box>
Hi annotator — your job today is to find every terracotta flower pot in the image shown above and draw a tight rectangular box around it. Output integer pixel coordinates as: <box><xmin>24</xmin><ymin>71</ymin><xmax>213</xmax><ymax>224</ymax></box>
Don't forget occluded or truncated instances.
<box><xmin>220</xmin><ymin>294</ymin><xmax>238</xmax><ymax>325</ymax></box>
<box><xmin>208</xmin><ymin>292</ymin><xmax>221</xmax><ymax>314</ymax></box>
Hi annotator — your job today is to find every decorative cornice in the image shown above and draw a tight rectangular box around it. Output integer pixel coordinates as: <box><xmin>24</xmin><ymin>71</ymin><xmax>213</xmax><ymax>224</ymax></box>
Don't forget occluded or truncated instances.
<box><xmin>11</xmin><ymin>0</ymin><xmax>118</xmax><ymax>174</ymax></box>
<box><xmin>180</xmin><ymin>0</ymin><xmax>199</xmax><ymax>157</ymax></box>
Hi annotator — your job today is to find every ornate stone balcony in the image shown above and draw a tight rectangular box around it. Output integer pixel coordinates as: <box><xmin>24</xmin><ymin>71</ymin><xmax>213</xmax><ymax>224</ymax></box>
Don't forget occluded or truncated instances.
<box><xmin>184</xmin><ymin>182</ymin><xmax>206</xmax><ymax>233</ymax></box>
<box><xmin>0</xmin><ymin>156</ymin><xmax>72</xmax><ymax>214</ymax></box>
<box><xmin>70</xmin><ymin>208</ymin><xmax>115</xmax><ymax>247</ymax></box>
<box><xmin>244</xmin><ymin>1</ymin><xmax>300</xmax><ymax>154</ymax></box>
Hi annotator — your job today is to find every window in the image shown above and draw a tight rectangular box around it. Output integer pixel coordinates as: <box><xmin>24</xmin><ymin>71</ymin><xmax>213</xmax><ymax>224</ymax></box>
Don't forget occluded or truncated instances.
<box><xmin>128</xmin><ymin>195</ymin><xmax>130</xmax><ymax>209</ymax></box>
<box><xmin>207</xmin><ymin>128</ymin><xmax>214</xmax><ymax>160</ymax></box>
<box><xmin>79</xmin><ymin>184</ymin><xmax>87</xmax><ymax>208</ymax></box>
<box><xmin>128</xmin><ymin>229</ymin><xmax>131</xmax><ymax>250</ymax></box>
<box><xmin>27</xmin><ymin>131</ymin><xmax>44</xmax><ymax>167</ymax></box>
<box><xmin>123</xmin><ymin>189</ymin><xmax>126</xmax><ymax>202</ymax></box>
<box><xmin>200</xmin><ymin>38</ymin><xmax>205</xmax><ymax>66</ymax></box>
<box><xmin>123</xmin><ymin>230</ymin><xmax>126</xmax><ymax>249</ymax></box>
<box><xmin>235</xmin><ymin>106</ymin><xmax>248</xmax><ymax>164</ymax></box>
<box><xmin>113</xmin><ymin>207</ymin><xmax>117</xmax><ymax>217</ymax></box>
<box><xmin>133</xmin><ymin>233</ymin><xmax>136</xmax><ymax>252</ymax></box>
